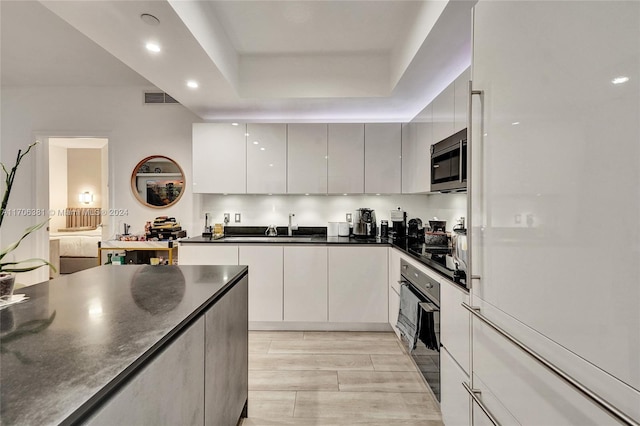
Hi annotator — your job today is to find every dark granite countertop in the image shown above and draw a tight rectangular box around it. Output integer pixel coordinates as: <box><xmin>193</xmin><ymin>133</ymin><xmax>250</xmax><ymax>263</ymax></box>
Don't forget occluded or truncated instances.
<box><xmin>0</xmin><ymin>264</ymin><xmax>248</xmax><ymax>425</ymax></box>
<box><xmin>180</xmin><ymin>235</ymin><xmax>391</xmax><ymax>245</ymax></box>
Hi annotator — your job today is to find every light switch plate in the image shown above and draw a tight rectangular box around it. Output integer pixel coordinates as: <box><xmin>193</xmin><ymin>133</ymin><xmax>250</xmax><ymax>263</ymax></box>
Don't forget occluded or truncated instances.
<box><xmin>235</xmin><ymin>213</ymin><xmax>241</xmax><ymax>223</ymax></box>
<box><xmin>224</xmin><ymin>213</ymin><xmax>230</xmax><ymax>223</ymax></box>
<box><xmin>346</xmin><ymin>213</ymin><xmax>352</xmax><ymax>222</ymax></box>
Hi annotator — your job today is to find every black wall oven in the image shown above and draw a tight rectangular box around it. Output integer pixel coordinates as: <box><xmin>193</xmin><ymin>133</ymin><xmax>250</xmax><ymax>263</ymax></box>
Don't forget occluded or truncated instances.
<box><xmin>431</xmin><ymin>128</ymin><xmax>467</xmax><ymax>192</ymax></box>
<box><xmin>399</xmin><ymin>260</ymin><xmax>441</xmax><ymax>401</ymax></box>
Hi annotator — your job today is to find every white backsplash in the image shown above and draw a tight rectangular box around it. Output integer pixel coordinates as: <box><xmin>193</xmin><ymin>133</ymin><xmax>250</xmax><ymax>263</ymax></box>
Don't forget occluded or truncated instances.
<box><xmin>198</xmin><ymin>193</ymin><xmax>466</xmax><ymax>231</ymax></box>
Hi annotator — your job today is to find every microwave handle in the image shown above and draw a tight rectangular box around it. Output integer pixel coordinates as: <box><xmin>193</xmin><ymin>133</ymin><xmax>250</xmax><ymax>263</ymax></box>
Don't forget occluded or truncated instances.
<box><xmin>459</xmin><ymin>138</ymin><xmax>464</xmax><ymax>182</ymax></box>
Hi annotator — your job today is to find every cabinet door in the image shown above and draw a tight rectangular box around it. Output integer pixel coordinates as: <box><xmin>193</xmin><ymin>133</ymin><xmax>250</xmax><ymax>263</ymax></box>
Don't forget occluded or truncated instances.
<box><xmin>454</xmin><ymin>67</ymin><xmax>470</xmax><ymax>134</ymax></box>
<box><xmin>364</xmin><ymin>123</ymin><xmax>401</xmax><ymax>194</ymax></box>
<box><xmin>389</xmin><ymin>286</ymin><xmax>400</xmax><ymax>339</ymax></box>
<box><xmin>204</xmin><ymin>276</ymin><xmax>248</xmax><ymax>426</ymax></box>
<box><xmin>432</xmin><ymin>83</ymin><xmax>455</xmax><ymax>143</ymax></box>
<box><xmin>415</xmin><ymin>104</ymin><xmax>433</xmax><ymax>193</ymax></box>
<box><xmin>440</xmin><ymin>279</ymin><xmax>470</xmax><ymax>375</ymax></box>
<box><xmin>388</xmin><ymin>248</ymin><xmax>403</xmax><ymax>338</ymax></box>
<box><xmin>246</xmin><ymin>123</ymin><xmax>287</xmax><ymax>194</ymax></box>
<box><xmin>328</xmin><ymin>123</ymin><xmax>364</xmax><ymax>194</ymax></box>
<box><xmin>401</xmin><ymin>122</ymin><xmax>417</xmax><ymax>193</ymax></box>
<box><xmin>87</xmin><ymin>318</ymin><xmax>205</xmax><ymax>425</ymax></box>
<box><xmin>287</xmin><ymin>124</ymin><xmax>328</xmax><ymax>194</ymax></box>
<box><xmin>178</xmin><ymin>245</ymin><xmax>238</xmax><ymax>265</ymax></box>
<box><xmin>283</xmin><ymin>246</ymin><xmax>328</xmax><ymax>321</ymax></box>
<box><xmin>441</xmin><ymin>347</ymin><xmax>470</xmax><ymax>426</ymax></box>
<box><xmin>239</xmin><ymin>246</ymin><xmax>283</xmax><ymax>322</ymax></box>
<box><xmin>192</xmin><ymin>123</ymin><xmax>246</xmax><ymax>194</ymax></box>
<box><xmin>473</xmin><ymin>0</ymin><xmax>640</xmax><ymax>397</ymax></box>
<box><xmin>328</xmin><ymin>246</ymin><xmax>388</xmax><ymax>323</ymax></box>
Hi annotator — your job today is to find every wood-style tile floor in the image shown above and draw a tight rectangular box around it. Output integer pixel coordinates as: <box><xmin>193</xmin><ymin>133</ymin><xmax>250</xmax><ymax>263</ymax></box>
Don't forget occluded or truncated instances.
<box><xmin>241</xmin><ymin>331</ymin><xmax>443</xmax><ymax>426</ymax></box>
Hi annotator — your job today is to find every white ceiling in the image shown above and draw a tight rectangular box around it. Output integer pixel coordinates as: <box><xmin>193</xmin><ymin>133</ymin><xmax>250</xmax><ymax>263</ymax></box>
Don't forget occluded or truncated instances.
<box><xmin>2</xmin><ymin>0</ymin><xmax>475</xmax><ymax>122</ymax></box>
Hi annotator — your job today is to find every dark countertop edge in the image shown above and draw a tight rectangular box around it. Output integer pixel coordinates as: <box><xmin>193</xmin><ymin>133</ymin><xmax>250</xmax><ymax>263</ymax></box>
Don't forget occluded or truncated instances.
<box><xmin>61</xmin><ymin>266</ymin><xmax>249</xmax><ymax>426</ymax></box>
<box><xmin>391</xmin><ymin>245</ymin><xmax>469</xmax><ymax>293</ymax></box>
<box><xmin>179</xmin><ymin>237</ymin><xmax>390</xmax><ymax>245</ymax></box>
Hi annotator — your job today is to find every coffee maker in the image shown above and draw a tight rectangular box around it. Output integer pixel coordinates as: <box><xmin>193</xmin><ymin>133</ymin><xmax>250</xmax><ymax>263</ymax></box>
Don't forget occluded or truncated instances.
<box><xmin>353</xmin><ymin>208</ymin><xmax>377</xmax><ymax>237</ymax></box>
<box><xmin>390</xmin><ymin>208</ymin><xmax>406</xmax><ymax>239</ymax></box>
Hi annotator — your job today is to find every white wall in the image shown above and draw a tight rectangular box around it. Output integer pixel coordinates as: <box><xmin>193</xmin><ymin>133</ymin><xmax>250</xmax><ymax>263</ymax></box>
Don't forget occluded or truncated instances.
<box><xmin>67</xmin><ymin>148</ymin><xmax>101</xmax><ymax>208</ymax></box>
<box><xmin>199</xmin><ymin>193</ymin><xmax>466</xmax><ymax>232</ymax></box>
<box><xmin>48</xmin><ymin>145</ymin><xmax>68</xmax><ymax>232</ymax></box>
<box><xmin>1</xmin><ymin>85</ymin><xmax>200</xmax><ymax>284</ymax></box>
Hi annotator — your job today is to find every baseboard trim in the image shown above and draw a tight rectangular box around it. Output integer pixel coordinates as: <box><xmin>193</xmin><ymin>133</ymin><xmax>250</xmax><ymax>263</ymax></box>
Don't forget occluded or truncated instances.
<box><xmin>249</xmin><ymin>322</ymin><xmax>393</xmax><ymax>332</ymax></box>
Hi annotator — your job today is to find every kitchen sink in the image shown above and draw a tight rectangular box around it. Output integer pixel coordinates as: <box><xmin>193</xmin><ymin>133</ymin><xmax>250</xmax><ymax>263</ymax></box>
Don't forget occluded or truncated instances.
<box><xmin>222</xmin><ymin>236</ymin><xmax>317</xmax><ymax>243</ymax></box>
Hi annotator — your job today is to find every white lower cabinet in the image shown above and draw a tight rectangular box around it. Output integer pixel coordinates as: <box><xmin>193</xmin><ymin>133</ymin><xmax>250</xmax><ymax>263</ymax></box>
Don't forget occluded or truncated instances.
<box><xmin>328</xmin><ymin>246</ymin><xmax>388</xmax><ymax>323</ymax></box>
<box><xmin>388</xmin><ymin>248</ymin><xmax>403</xmax><ymax>338</ymax></box>
<box><xmin>441</xmin><ymin>347</ymin><xmax>470</xmax><ymax>426</ymax></box>
<box><xmin>389</xmin><ymin>286</ymin><xmax>400</xmax><ymax>339</ymax></box>
<box><xmin>440</xmin><ymin>279</ymin><xmax>470</xmax><ymax>375</ymax></box>
<box><xmin>283</xmin><ymin>246</ymin><xmax>328</xmax><ymax>322</ymax></box>
<box><xmin>239</xmin><ymin>246</ymin><xmax>283</xmax><ymax>322</ymax></box>
<box><xmin>178</xmin><ymin>245</ymin><xmax>238</xmax><ymax>265</ymax></box>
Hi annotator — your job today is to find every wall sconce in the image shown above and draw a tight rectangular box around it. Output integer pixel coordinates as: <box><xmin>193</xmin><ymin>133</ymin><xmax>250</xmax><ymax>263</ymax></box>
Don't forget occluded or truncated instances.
<box><xmin>79</xmin><ymin>191</ymin><xmax>94</xmax><ymax>204</ymax></box>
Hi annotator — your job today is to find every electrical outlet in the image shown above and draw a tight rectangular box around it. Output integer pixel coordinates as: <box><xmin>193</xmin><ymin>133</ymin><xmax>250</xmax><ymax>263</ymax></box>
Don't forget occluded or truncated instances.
<box><xmin>346</xmin><ymin>213</ymin><xmax>352</xmax><ymax>222</ymax></box>
<box><xmin>224</xmin><ymin>213</ymin><xmax>230</xmax><ymax>224</ymax></box>
<box><xmin>235</xmin><ymin>213</ymin><xmax>241</xmax><ymax>223</ymax></box>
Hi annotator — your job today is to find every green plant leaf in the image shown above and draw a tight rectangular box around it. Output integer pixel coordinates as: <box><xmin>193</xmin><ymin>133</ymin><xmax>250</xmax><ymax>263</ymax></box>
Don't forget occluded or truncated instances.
<box><xmin>0</xmin><ymin>257</ymin><xmax>56</xmax><ymax>273</ymax></box>
<box><xmin>0</xmin><ymin>220</ymin><xmax>49</xmax><ymax>261</ymax></box>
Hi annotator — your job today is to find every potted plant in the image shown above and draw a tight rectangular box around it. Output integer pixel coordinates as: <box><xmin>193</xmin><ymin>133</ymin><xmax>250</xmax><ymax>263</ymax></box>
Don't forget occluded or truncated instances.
<box><xmin>0</xmin><ymin>142</ymin><xmax>55</xmax><ymax>298</ymax></box>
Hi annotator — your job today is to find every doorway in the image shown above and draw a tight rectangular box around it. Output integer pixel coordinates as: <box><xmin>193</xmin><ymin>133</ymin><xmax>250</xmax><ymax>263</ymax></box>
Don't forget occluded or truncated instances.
<box><xmin>47</xmin><ymin>138</ymin><xmax>109</xmax><ymax>275</ymax></box>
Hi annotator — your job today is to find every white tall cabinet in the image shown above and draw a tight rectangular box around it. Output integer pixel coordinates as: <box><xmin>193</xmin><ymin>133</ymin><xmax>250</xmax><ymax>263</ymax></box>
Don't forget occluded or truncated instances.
<box><xmin>453</xmin><ymin>67</ymin><xmax>470</xmax><ymax>134</ymax></box>
<box><xmin>246</xmin><ymin>124</ymin><xmax>287</xmax><ymax>194</ymax></box>
<box><xmin>192</xmin><ymin>123</ymin><xmax>246</xmax><ymax>194</ymax></box>
<box><xmin>287</xmin><ymin>124</ymin><xmax>328</xmax><ymax>194</ymax></box>
<box><xmin>470</xmin><ymin>1</ymin><xmax>640</xmax><ymax>424</ymax></box>
<box><xmin>432</xmin><ymin>83</ymin><xmax>455</xmax><ymax>144</ymax></box>
<box><xmin>364</xmin><ymin>123</ymin><xmax>401</xmax><ymax>194</ymax></box>
<box><xmin>328</xmin><ymin>123</ymin><xmax>364</xmax><ymax>194</ymax></box>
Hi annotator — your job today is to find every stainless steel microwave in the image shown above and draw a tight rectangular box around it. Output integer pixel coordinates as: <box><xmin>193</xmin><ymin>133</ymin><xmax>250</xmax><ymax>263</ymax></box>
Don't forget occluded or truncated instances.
<box><xmin>430</xmin><ymin>128</ymin><xmax>467</xmax><ymax>192</ymax></box>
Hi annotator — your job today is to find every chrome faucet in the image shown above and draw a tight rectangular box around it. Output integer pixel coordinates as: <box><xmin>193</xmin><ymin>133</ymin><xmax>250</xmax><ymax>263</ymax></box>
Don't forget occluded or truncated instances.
<box><xmin>288</xmin><ymin>213</ymin><xmax>296</xmax><ymax>236</ymax></box>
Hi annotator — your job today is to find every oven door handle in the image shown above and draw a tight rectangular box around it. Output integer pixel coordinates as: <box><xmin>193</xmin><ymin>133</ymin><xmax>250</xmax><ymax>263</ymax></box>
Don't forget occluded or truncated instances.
<box><xmin>419</xmin><ymin>301</ymin><xmax>440</xmax><ymax>313</ymax></box>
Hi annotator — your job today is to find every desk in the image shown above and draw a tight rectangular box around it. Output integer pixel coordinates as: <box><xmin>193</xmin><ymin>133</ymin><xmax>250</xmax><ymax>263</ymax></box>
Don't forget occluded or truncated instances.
<box><xmin>98</xmin><ymin>240</ymin><xmax>178</xmax><ymax>265</ymax></box>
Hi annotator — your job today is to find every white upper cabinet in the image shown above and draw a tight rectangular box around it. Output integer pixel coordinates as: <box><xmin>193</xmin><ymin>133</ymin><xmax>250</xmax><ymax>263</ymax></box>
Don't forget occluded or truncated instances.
<box><xmin>328</xmin><ymin>123</ymin><xmax>364</xmax><ymax>194</ymax></box>
<box><xmin>432</xmin><ymin>82</ymin><xmax>455</xmax><ymax>143</ymax></box>
<box><xmin>415</xmin><ymin>105</ymin><xmax>434</xmax><ymax>193</ymax></box>
<box><xmin>192</xmin><ymin>123</ymin><xmax>246</xmax><ymax>194</ymax></box>
<box><xmin>364</xmin><ymin>123</ymin><xmax>401</xmax><ymax>194</ymax></box>
<box><xmin>401</xmin><ymin>122</ymin><xmax>417</xmax><ymax>194</ymax></box>
<box><xmin>246</xmin><ymin>123</ymin><xmax>287</xmax><ymax>194</ymax></box>
<box><xmin>454</xmin><ymin>67</ymin><xmax>470</xmax><ymax>134</ymax></box>
<box><xmin>287</xmin><ymin>124</ymin><xmax>328</xmax><ymax>194</ymax></box>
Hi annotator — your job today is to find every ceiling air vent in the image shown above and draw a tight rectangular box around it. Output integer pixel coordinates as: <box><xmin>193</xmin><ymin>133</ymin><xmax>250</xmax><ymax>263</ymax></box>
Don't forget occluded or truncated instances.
<box><xmin>144</xmin><ymin>91</ymin><xmax>180</xmax><ymax>104</ymax></box>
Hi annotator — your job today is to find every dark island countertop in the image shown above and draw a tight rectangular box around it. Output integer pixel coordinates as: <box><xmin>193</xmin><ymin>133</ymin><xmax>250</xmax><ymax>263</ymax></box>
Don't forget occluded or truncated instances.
<box><xmin>0</xmin><ymin>264</ymin><xmax>248</xmax><ymax>425</ymax></box>
<box><xmin>180</xmin><ymin>235</ymin><xmax>391</xmax><ymax>245</ymax></box>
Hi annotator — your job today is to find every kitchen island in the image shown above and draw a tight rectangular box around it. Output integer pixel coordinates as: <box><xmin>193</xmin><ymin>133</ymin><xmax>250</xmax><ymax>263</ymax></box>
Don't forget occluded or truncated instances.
<box><xmin>0</xmin><ymin>264</ymin><xmax>248</xmax><ymax>425</ymax></box>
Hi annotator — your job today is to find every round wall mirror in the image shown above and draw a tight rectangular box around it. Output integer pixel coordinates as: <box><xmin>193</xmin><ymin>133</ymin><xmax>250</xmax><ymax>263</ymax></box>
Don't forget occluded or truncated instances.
<box><xmin>131</xmin><ymin>155</ymin><xmax>185</xmax><ymax>208</ymax></box>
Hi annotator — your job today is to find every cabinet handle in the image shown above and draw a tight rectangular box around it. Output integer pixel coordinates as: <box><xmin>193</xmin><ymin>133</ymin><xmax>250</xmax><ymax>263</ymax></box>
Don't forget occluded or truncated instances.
<box><xmin>459</xmin><ymin>139</ymin><xmax>464</xmax><ymax>183</ymax></box>
<box><xmin>462</xmin><ymin>382</ymin><xmax>500</xmax><ymax>426</ymax></box>
<box><xmin>433</xmin><ymin>164</ymin><xmax>440</xmax><ymax>168</ymax></box>
<box><xmin>467</xmin><ymin>80</ymin><xmax>485</xmax><ymax>289</ymax></box>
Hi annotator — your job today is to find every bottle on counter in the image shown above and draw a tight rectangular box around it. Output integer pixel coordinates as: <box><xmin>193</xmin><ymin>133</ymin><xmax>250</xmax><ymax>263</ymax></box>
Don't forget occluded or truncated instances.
<box><xmin>104</xmin><ymin>253</ymin><xmax>113</xmax><ymax>265</ymax></box>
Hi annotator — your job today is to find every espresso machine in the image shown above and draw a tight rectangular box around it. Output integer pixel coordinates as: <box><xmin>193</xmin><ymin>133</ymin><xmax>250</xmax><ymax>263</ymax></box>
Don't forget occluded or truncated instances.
<box><xmin>353</xmin><ymin>208</ymin><xmax>377</xmax><ymax>237</ymax></box>
<box><xmin>390</xmin><ymin>207</ymin><xmax>406</xmax><ymax>239</ymax></box>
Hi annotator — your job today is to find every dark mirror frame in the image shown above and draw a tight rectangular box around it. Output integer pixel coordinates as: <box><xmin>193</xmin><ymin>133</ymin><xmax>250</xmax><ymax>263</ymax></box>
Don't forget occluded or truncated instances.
<box><xmin>131</xmin><ymin>155</ymin><xmax>185</xmax><ymax>209</ymax></box>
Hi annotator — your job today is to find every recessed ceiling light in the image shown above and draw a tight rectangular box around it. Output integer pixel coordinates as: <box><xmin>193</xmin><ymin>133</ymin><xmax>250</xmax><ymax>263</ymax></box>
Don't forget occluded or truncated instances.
<box><xmin>186</xmin><ymin>80</ymin><xmax>198</xmax><ymax>89</ymax></box>
<box><xmin>305</xmin><ymin>193</ymin><xmax>309</xmax><ymax>196</ymax></box>
<box><xmin>245</xmin><ymin>133</ymin><xmax>250</xmax><ymax>137</ymax></box>
<box><xmin>231</xmin><ymin>123</ymin><xmax>239</xmax><ymax>126</ymax></box>
<box><xmin>253</xmin><ymin>141</ymin><xmax>259</xmax><ymax>145</ymax></box>
<box><xmin>343</xmin><ymin>193</ymin><xmax>348</xmax><ymax>196</ymax></box>
<box><xmin>140</xmin><ymin>13</ymin><xmax>160</xmax><ymax>26</ymax></box>
<box><xmin>612</xmin><ymin>76</ymin><xmax>629</xmax><ymax>85</ymax></box>
<box><xmin>269</xmin><ymin>164</ymin><xmax>274</xmax><ymax>167</ymax></box>
<box><xmin>260</xmin><ymin>147</ymin><xmax>266</xmax><ymax>151</ymax></box>
<box><xmin>145</xmin><ymin>42</ymin><xmax>161</xmax><ymax>53</ymax></box>
<box><xmin>512</xmin><ymin>121</ymin><xmax>520</xmax><ymax>125</ymax></box>
<box><xmin>376</xmin><ymin>193</ymin><xmax>381</xmax><ymax>196</ymax></box>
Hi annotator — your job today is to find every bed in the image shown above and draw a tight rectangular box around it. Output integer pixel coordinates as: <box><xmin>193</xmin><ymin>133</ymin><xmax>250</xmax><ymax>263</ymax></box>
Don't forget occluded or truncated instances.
<box><xmin>50</xmin><ymin>208</ymin><xmax>102</xmax><ymax>274</ymax></box>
